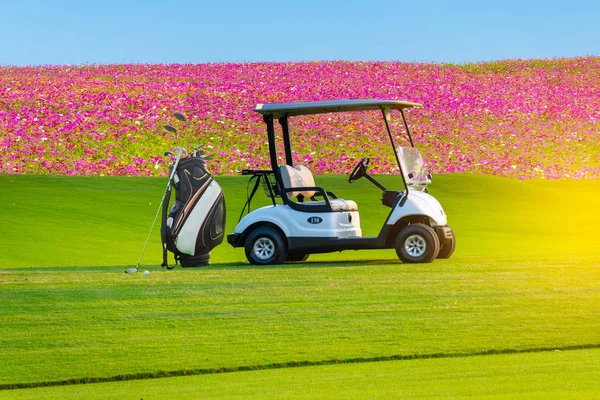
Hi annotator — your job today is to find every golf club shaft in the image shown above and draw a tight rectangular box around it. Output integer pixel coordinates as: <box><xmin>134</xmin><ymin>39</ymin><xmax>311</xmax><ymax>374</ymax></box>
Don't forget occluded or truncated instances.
<box><xmin>135</xmin><ymin>148</ymin><xmax>185</xmax><ymax>268</ymax></box>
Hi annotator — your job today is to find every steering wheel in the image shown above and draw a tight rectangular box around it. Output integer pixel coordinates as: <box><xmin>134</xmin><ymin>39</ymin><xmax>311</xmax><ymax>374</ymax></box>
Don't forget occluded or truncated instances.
<box><xmin>349</xmin><ymin>157</ymin><xmax>370</xmax><ymax>183</ymax></box>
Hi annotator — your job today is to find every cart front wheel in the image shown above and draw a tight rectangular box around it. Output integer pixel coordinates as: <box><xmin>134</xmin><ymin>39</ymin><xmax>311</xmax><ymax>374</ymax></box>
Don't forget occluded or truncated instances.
<box><xmin>245</xmin><ymin>227</ymin><xmax>287</xmax><ymax>265</ymax></box>
<box><xmin>437</xmin><ymin>233</ymin><xmax>456</xmax><ymax>259</ymax></box>
<box><xmin>395</xmin><ymin>223</ymin><xmax>440</xmax><ymax>263</ymax></box>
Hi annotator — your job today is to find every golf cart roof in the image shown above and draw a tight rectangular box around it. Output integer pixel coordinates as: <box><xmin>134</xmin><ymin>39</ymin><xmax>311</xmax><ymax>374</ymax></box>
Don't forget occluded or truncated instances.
<box><xmin>254</xmin><ymin>99</ymin><xmax>423</xmax><ymax>119</ymax></box>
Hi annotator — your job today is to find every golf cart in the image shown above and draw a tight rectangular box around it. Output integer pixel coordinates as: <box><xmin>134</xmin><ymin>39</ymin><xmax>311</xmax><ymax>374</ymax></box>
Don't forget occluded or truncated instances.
<box><xmin>227</xmin><ymin>99</ymin><xmax>455</xmax><ymax>265</ymax></box>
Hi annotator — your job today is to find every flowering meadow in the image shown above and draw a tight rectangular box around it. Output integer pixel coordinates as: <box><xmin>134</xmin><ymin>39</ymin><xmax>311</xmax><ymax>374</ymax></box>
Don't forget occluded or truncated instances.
<box><xmin>1</xmin><ymin>58</ymin><xmax>598</xmax><ymax>178</ymax></box>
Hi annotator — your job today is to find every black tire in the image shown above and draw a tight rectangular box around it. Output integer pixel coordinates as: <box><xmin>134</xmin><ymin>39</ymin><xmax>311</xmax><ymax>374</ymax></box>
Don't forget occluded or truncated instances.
<box><xmin>437</xmin><ymin>234</ymin><xmax>456</xmax><ymax>259</ymax></box>
<box><xmin>245</xmin><ymin>227</ymin><xmax>287</xmax><ymax>265</ymax></box>
<box><xmin>286</xmin><ymin>252</ymin><xmax>310</xmax><ymax>262</ymax></box>
<box><xmin>395</xmin><ymin>223</ymin><xmax>440</xmax><ymax>263</ymax></box>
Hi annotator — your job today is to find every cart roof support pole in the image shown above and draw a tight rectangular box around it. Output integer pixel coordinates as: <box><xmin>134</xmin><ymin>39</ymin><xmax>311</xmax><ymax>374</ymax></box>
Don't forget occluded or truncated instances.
<box><xmin>278</xmin><ymin>116</ymin><xmax>293</xmax><ymax>166</ymax></box>
<box><xmin>400</xmin><ymin>108</ymin><xmax>415</xmax><ymax>147</ymax></box>
<box><xmin>264</xmin><ymin>115</ymin><xmax>279</xmax><ymax>172</ymax></box>
<box><xmin>382</xmin><ymin>107</ymin><xmax>409</xmax><ymax>194</ymax></box>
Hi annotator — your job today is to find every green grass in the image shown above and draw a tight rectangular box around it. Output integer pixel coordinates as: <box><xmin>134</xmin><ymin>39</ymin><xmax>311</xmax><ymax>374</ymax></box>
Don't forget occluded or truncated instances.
<box><xmin>0</xmin><ymin>173</ymin><xmax>599</xmax><ymax>396</ymax></box>
<box><xmin>5</xmin><ymin>349</ymin><xmax>600</xmax><ymax>399</ymax></box>
<box><xmin>1</xmin><ymin>173</ymin><xmax>599</xmax><ymax>267</ymax></box>
<box><xmin>1</xmin><ymin>257</ymin><xmax>599</xmax><ymax>388</ymax></box>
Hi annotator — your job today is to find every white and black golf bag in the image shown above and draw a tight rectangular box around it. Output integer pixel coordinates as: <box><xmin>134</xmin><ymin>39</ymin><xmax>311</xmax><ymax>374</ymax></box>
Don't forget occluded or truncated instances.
<box><xmin>160</xmin><ymin>154</ymin><xmax>226</xmax><ymax>268</ymax></box>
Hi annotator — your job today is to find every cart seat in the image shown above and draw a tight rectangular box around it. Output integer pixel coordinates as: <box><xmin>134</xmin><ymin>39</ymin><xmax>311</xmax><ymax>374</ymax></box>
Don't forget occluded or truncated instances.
<box><xmin>280</xmin><ymin>165</ymin><xmax>358</xmax><ymax>212</ymax></box>
<box><xmin>307</xmin><ymin>198</ymin><xmax>358</xmax><ymax>211</ymax></box>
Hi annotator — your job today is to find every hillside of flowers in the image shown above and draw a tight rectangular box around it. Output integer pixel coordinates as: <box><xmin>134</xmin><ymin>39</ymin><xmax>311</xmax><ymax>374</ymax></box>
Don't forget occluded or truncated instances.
<box><xmin>1</xmin><ymin>58</ymin><xmax>599</xmax><ymax>178</ymax></box>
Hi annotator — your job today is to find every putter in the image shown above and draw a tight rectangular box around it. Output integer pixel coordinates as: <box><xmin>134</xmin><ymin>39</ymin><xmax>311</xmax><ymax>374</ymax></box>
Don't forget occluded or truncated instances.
<box><xmin>125</xmin><ymin>146</ymin><xmax>186</xmax><ymax>273</ymax></box>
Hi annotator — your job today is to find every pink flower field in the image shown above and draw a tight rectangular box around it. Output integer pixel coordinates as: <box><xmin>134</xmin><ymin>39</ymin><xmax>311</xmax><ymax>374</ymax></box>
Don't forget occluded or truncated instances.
<box><xmin>1</xmin><ymin>58</ymin><xmax>598</xmax><ymax>178</ymax></box>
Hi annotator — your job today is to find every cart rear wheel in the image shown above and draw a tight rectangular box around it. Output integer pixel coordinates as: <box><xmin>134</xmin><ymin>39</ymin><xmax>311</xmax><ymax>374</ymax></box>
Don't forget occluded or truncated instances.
<box><xmin>245</xmin><ymin>227</ymin><xmax>287</xmax><ymax>265</ymax></box>
<box><xmin>286</xmin><ymin>252</ymin><xmax>310</xmax><ymax>262</ymax></box>
<box><xmin>395</xmin><ymin>223</ymin><xmax>440</xmax><ymax>263</ymax></box>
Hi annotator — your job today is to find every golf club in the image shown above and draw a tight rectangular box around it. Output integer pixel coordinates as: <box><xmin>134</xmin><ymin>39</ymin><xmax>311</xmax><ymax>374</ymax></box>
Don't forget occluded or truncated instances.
<box><xmin>174</xmin><ymin>112</ymin><xmax>186</xmax><ymax>122</ymax></box>
<box><xmin>164</xmin><ymin>124</ymin><xmax>178</xmax><ymax>149</ymax></box>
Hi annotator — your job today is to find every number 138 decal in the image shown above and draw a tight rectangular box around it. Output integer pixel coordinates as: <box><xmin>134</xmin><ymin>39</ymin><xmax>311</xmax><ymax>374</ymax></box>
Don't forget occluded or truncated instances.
<box><xmin>307</xmin><ymin>216</ymin><xmax>323</xmax><ymax>224</ymax></box>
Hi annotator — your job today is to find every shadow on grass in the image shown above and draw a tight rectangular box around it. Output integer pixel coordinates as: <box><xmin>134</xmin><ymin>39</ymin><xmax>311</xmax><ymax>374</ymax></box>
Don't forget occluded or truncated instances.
<box><xmin>206</xmin><ymin>259</ymin><xmax>402</xmax><ymax>271</ymax></box>
<box><xmin>2</xmin><ymin>259</ymin><xmax>405</xmax><ymax>273</ymax></box>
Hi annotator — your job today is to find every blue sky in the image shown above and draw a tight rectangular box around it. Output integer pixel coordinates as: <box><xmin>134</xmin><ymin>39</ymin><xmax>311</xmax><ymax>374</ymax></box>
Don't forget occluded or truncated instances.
<box><xmin>1</xmin><ymin>0</ymin><xmax>599</xmax><ymax>66</ymax></box>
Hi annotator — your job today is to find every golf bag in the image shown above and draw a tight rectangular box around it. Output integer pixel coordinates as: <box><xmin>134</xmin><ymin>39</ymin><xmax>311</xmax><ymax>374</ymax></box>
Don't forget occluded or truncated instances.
<box><xmin>160</xmin><ymin>154</ymin><xmax>226</xmax><ymax>267</ymax></box>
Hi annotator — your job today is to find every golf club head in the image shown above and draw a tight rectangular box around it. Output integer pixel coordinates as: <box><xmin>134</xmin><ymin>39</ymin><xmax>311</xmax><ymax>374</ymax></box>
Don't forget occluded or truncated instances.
<box><xmin>193</xmin><ymin>144</ymin><xmax>204</xmax><ymax>151</ymax></box>
<box><xmin>174</xmin><ymin>112</ymin><xmax>186</xmax><ymax>122</ymax></box>
<box><xmin>124</xmin><ymin>267</ymin><xmax>138</xmax><ymax>274</ymax></box>
<box><xmin>164</xmin><ymin>151</ymin><xmax>174</xmax><ymax>157</ymax></box>
<box><xmin>164</xmin><ymin>124</ymin><xmax>177</xmax><ymax>134</ymax></box>
<box><xmin>202</xmin><ymin>155</ymin><xmax>213</xmax><ymax>161</ymax></box>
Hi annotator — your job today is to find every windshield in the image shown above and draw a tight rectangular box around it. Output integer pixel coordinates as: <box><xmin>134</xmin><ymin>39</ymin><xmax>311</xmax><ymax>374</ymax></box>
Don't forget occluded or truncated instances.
<box><xmin>396</xmin><ymin>147</ymin><xmax>431</xmax><ymax>187</ymax></box>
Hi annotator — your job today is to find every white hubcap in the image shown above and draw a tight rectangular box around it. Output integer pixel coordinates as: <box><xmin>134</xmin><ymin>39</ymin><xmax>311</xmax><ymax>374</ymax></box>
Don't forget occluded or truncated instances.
<box><xmin>405</xmin><ymin>235</ymin><xmax>426</xmax><ymax>257</ymax></box>
<box><xmin>253</xmin><ymin>237</ymin><xmax>275</xmax><ymax>260</ymax></box>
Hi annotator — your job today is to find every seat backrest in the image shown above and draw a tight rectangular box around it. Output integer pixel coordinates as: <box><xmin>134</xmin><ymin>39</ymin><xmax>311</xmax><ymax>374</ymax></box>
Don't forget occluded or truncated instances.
<box><xmin>279</xmin><ymin>165</ymin><xmax>316</xmax><ymax>198</ymax></box>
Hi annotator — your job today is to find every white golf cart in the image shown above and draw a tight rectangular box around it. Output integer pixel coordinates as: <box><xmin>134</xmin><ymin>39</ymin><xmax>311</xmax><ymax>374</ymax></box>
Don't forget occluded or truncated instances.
<box><xmin>227</xmin><ymin>99</ymin><xmax>455</xmax><ymax>264</ymax></box>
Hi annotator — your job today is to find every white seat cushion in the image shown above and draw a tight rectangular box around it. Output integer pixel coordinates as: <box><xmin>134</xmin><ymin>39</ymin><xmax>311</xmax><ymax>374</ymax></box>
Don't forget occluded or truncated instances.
<box><xmin>329</xmin><ymin>199</ymin><xmax>358</xmax><ymax>211</ymax></box>
<box><xmin>301</xmin><ymin>199</ymin><xmax>358</xmax><ymax>212</ymax></box>
<box><xmin>280</xmin><ymin>165</ymin><xmax>316</xmax><ymax>198</ymax></box>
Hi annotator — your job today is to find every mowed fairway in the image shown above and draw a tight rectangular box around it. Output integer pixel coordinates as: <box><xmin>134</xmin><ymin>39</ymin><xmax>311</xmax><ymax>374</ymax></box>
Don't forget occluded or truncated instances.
<box><xmin>5</xmin><ymin>349</ymin><xmax>600</xmax><ymax>399</ymax></box>
<box><xmin>0</xmin><ymin>174</ymin><xmax>599</xmax><ymax>397</ymax></box>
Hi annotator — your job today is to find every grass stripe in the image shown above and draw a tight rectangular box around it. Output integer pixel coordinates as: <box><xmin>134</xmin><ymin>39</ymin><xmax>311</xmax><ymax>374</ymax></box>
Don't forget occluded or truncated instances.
<box><xmin>2</xmin><ymin>343</ymin><xmax>599</xmax><ymax>391</ymax></box>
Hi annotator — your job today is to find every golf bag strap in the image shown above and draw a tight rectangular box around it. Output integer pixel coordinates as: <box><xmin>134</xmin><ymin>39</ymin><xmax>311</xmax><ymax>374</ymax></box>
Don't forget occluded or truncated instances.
<box><xmin>160</xmin><ymin>180</ymin><xmax>173</xmax><ymax>269</ymax></box>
